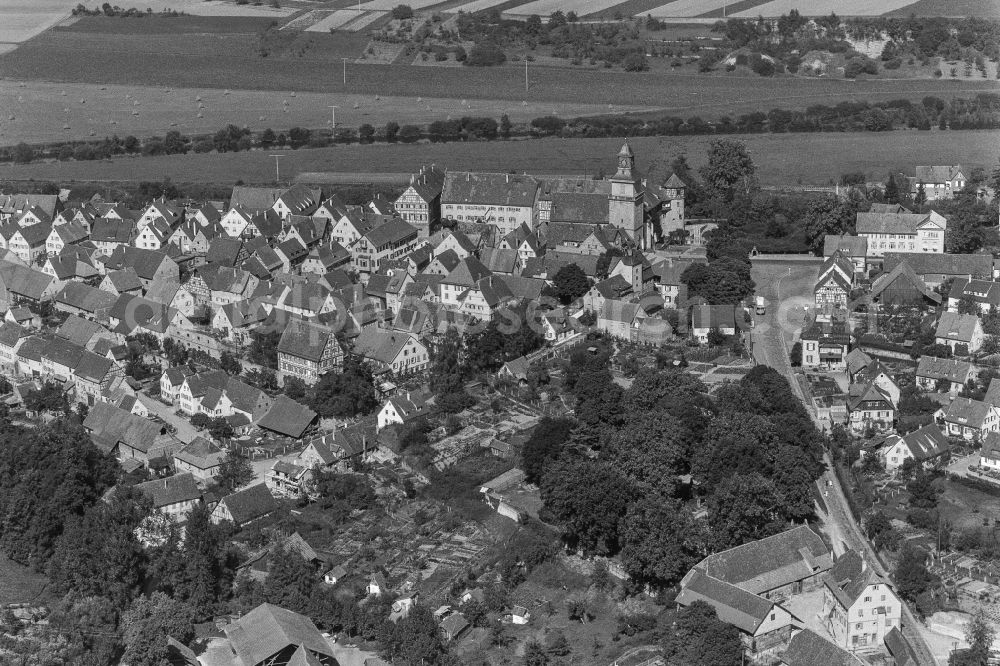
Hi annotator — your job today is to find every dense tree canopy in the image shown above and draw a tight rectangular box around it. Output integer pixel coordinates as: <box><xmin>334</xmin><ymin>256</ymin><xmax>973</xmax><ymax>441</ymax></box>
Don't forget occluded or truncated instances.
<box><xmin>0</xmin><ymin>420</ymin><xmax>119</xmax><ymax>567</ymax></box>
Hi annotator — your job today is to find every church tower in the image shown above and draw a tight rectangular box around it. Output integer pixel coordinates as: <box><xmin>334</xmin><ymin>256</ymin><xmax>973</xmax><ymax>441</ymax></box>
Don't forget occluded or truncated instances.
<box><xmin>608</xmin><ymin>141</ymin><xmax>647</xmax><ymax>249</ymax></box>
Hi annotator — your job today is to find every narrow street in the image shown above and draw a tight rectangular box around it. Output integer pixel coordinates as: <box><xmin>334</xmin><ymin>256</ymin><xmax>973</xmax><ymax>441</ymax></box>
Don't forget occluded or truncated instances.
<box><xmin>750</xmin><ymin>258</ymin><xmax>940</xmax><ymax>666</ymax></box>
<box><xmin>136</xmin><ymin>393</ymin><xmax>200</xmax><ymax>444</ymax></box>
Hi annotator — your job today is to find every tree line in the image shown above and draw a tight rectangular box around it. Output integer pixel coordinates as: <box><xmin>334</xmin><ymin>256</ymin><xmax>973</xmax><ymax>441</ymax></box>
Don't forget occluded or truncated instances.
<box><xmin>5</xmin><ymin>93</ymin><xmax>998</xmax><ymax>166</ymax></box>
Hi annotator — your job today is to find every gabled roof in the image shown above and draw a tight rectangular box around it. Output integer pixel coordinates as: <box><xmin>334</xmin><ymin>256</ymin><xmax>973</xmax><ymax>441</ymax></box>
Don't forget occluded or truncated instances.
<box><xmin>354</xmin><ymin>327</ymin><xmax>417</xmax><ymax>366</ymax></box>
<box><xmin>847</xmin><ymin>383</ymin><xmax>893</xmax><ymax>411</ymax></box>
<box><xmin>0</xmin><ymin>260</ymin><xmax>53</xmax><ymax>301</ymax></box>
<box><xmin>823</xmin><ymin>551</ymin><xmax>891</xmax><ymax>610</ymax></box>
<box><xmin>677</xmin><ymin>569</ymin><xmax>775</xmax><ymax>634</ymax></box>
<box><xmin>0</xmin><ymin>321</ymin><xmax>27</xmax><ymax>347</ymax></box>
<box><xmin>104</xmin><ymin>246</ymin><xmax>173</xmax><ymax>281</ymax></box>
<box><xmin>11</xmin><ymin>222</ymin><xmax>52</xmax><ymax>246</ymax></box>
<box><xmin>277</xmin><ymin>319</ymin><xmax>337</xmax><ymax>363</ymax></box>
<box><xmin>940</xmin><ymin>396</ymin><xmax>993</xmax><ymax>428</ymax></box>
<box><xmin>915</xmin><ymin>356</ymin><xmax>972</xmax><ymax>383</ymax></box>
<box><xmin>935</xmin><ymin>311</ymin><xmax>980</xmax><ymax>343</ymax></box>
<box><xmin>480</xmin><ymin>247</ymin><xmax>518</xmax><ymax>273</ymax></box>
<box><xmin>442</xmin><ymin>172</ymin><xmax>539</xmax><ymax>207</ymax></box>
<box><xmin>90</xmin><ymin>217</ymin><xmax>136</xmax><ymax>244</ymax></box>
<box><xmin>882</xmin><ymin>252</ymin><xmax>992</xmax><ymax>280</ymax></box>
<box><xmin>883</xmin><ymin>626</ymin><xmax>919</xmax><ymax>666</ymax></box>
<box><xmin>782</xmin><ymin>629</ymin><xmax>864</xmax><ymax>666</ymax></box>
<box><xmin>83</xmin><ymin>401</ymin><xmax>161</xmax><ymax>454</ymax></box>
<box><xmin>206</xmin><ymin>238</ymin><xmax>245</xmax><ymax>267</ymax></box>
<box><xmin>51</xmin><ymin>221</ymin><xmax>89</xmax><ymax>245</ymax></box>
<box><xmin>898</xmin><ymin>424</ymin><xmax>949</xmax><ymax>460</ymax></box>
<box><xmin>870</xmin><ymin>261</ymin><xmax>941</xmax><ymax>304</ymax></box>
<box><xmin>55</xmin><ymin>282</ymin><xmax>118</xmax><ymax>313</ymax></box>
<box><xmin>275</xmin><ymin>185</ymin><xmax>322</xmax><ymax>215</ymax></box>
<box><xmin>444</xmin><ymin>257</ymin><xmax>491</xmax><ymax>288</ymax></box>
<box><xmin>219</xmin><ymin>483</ymin><xmax>278</xmax><ymax>525</ymax></box>
<box><xmin>229</xmin><ymin>186</ymin><xmax>283</xmax><ymax>211</ymax></box>
<box><xmin>175</xmin><ymin>436</ymin><xmax>225</xmax><ymax>470</ymax></box>
<box><xmin>856</xmin><ymin>211</ymin><xmax>935</xmax><ymax>235</ymax></box>
<box><xmin>105</xmin><ymin>268</ymin><xmax>142</xmax><ymax>293</ymax></box>
<box><xmin>823</xmin><ymin>234</ymin><xmax>867</xmax><ymax>258</ymax></box>
<box><xmin>949</xmin><ymin>278</ymin><xmax>1000</xmax><ymax>309</ymax></box>
<box><xmin>692</xmin><ymin>304</ymin><xmax>736</xmax><ymax>330</ymax></box>
<box><xmin>135</xmin><ymin>473</ymin><xmax>201</xmax><ymax>509</ymax></box>
<box><xmin>915</xmin><ymin>165</ymin><xmax>964</xmax><ymax>183</ymax></box>
<box><xmin>845</xmin><ymin>348</ymin><xmax>873</xmax><ymax>377</ymax></box>
<box><xmin>363</xmin><ymin>217</ymin><xmax>417</xmax><ymax>249</ymax></box>
<box><xmin>258</xmin><ymin>396</ymin><xmax>317</xmax><ymax>438</ymax></box>
<box><xmin>694</xmin><ymin>526</ymin><xmax>832</xmax><ymax>596</ymax></box>
<box><xmin>403</xmin><ymin>164</ymin><xmax>446</xmax><ymax>201</ymax></box>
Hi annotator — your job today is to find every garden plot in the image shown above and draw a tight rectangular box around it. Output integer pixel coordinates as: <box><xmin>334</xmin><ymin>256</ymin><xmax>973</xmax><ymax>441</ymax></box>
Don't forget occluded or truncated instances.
<box><xmin>732</xmin><ymin>0</ymin><xmax>917</xmax><ymax>15</ymax></box>
<box><xmin>646</xmin><ymin>0</ymin><xmax>733</xmax><ymax>18</ymax></box>
<box><xmin>306</xmin><ymin>9</ymin><xmax>365</xmax><ymax>31</ymax></box>
<box><xmin>343</xmin><ymin>11</ymin><xmax>388</xmax><ymax>30</ymax></box>
<box><xmin>504</xmin><ymin>0</ymin><xmax>626</xmax><ymax>16</ymax></box>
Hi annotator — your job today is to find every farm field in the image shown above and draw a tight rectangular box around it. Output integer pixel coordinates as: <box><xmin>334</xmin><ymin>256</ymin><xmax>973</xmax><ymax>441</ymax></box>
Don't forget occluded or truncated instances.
<box><xmin>647</xmin><ymin>0</ymin><xmax>733</xmax><ymax>19</ymax></box>
<box><xmin>884</xmin><ymin>0</ymin><xmax>1000</xmax><ymax>19</ymax></box>
<box><xmin>731</xmin><ymin>0</ymin><xmax>922</xmax><ymax>18</ymax></box>
<box><xmin>503</xmin><ymin>0</ymin><xmax>625</xmax><ymax>17</ymax></box>
<box><xmin>306</xmin><ymin>9</ymin><xmax>367</xmax><ymax>31</ymax></box>
<box><xmin>0</xmin><ymin>0</ymin><xmax>79</xmax><ymax>45</ymax></box>
<box><xmin>2</xmin><ymin>22</ymin><xmax>996</xmax><ymax>107</ymax></box>
<box><xmin>5</xmin><ymin>131</ymin><xmax>998</xmax><ymax>189</ymax></box>
<box><xmin>0</xmin><ymin>80</ymin><xmax>660</xmax><ymax>145</ymax></box>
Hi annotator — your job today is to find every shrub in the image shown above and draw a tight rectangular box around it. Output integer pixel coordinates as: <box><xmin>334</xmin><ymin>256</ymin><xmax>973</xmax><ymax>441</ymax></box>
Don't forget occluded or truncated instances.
<box><xmin>752</xmin><ymin>57</ymin><xmax>775</xmax><ymax>76</ymax></box>
<box><xmin>398</xmin><ymin>124</ymin><xmax>422</xmax><ymax>143</ymax></box>
<box><xmin>883</xmin><ymin>57</ymin><xmax>902</xmax><ymax>70</ymax></box>
<box><xmin>390</xmin><ymin>3</ymin><xmax>413</xmax><ymax>19</ymax></box>
<box><xmin>465</xmin><ymin>41</ymin><xmax>506</xmax><ymax>67</ymax></box>
<box><xmin>623</xmin><ymin>52</ymin><xmax>649</xmax><ymax>72</ymax></box>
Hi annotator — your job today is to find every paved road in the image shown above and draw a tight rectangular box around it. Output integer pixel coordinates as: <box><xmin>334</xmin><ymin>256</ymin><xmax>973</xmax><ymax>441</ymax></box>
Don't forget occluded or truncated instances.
<box><xmin>137</xmin><ymin>393</ymin><xmax>200</xmax><ymax>444</ymax></box>
<box><xmin>750</xmin><ymin>259</ymin><xmax>939</xmax><ymax>666</ymax></box>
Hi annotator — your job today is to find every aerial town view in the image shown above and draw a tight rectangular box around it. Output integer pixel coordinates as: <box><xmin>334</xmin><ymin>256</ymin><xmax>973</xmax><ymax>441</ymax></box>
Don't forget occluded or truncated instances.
<box><xmin>0</xmin><ymin>0</ymin><xmax>999</xmax><ymax>664</ymax></box>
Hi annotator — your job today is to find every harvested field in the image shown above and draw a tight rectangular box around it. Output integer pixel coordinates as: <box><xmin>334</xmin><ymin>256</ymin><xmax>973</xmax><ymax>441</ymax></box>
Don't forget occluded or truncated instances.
<box><xmin>885</xmin><ymin>0</ymin><xmax>1000</xmax><ymax>18</ymax></box>
<box><xmin>503</xmin><ymin>0</ymin><xmax>627</xmax><ymax>17</ymax></box>
<box><xmin>732</xmin><ymin>0</ymin><xmax>918</xmax><ymax>17</ymax></box>
<box><xmin>305</xmin><ymin>9</ymin><xmax>366</xmax><ymax>31</ymax></box>
<box><xmin>5</xmin><ymin>131</ymin><xmax>997</xmax><ymax>190</ymax></box>
<box><xmin>0</xmin><ymin>80</ymin><xmax>657</xmax><ymax>145</ymax></box>
<box><xmin>647</xmin><ymin>0</ymin><xmax>733</xmax><ymax>18</ymax></box>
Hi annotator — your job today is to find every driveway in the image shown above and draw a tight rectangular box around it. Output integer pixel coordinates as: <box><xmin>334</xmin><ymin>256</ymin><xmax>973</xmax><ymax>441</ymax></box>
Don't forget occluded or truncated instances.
<box><xmin>137</xmin><ymin>393</ymin><xmax>200</xmax><ymax>444</ymax></box>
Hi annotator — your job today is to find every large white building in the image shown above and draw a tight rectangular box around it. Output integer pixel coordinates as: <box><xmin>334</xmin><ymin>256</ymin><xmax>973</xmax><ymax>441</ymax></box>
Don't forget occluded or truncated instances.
<box><xmin>855</xmin><ymin>209</ymin><xmax>946</xmax><ymax>257</ymax></box>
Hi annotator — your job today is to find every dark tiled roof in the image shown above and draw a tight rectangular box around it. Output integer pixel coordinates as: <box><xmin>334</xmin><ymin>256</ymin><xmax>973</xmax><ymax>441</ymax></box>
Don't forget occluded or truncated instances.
<box><xmin>224</xmin><ymin>603</ymin><xmax>334</xmax><ymax>666</ymax></box>
<box><xmin>782</xmin><ymin>629</ymin><xmax>863</xmax><ymax>666</ymax></box>
<box><xmin>883</xmin><ymin>252</ymin><xmax>992</xmax><ymax>280</ymax></box>
<box><xmin>257</xmin><ymin>396</ymin><xmax>317</xmax><ymax>438</ymax></box>
<box><xmin>823</xmin><ymin>551</ymin><xmax>890</xmax><ymax>609</ymax></box>
<box><xmin>277</xmin><ymin>319</ymin><xmax>336</xmax><ymax>363</ymax></box>
<box><xmin>442</xmin><ymin>172</ymin><xmax>539</xmax><ymax>207</ymax></box>
<box><xmin>694</xmin><ymin>526</ymin><xmax>832</xmax><ymax>596</ymax></box>
<box><xmin>135</xmin><ymin>473</ymin><xmax>201</xmax><ymax>509</ymax></box>
<box><xmin>676</xmin><ymin>570</ymin><xmax>773</xmax><ymax>634</ymax></box>
<box><xmin>220</xmin><ymin>483</ymin><xmax>278</xmax><ymax>526</ymax></box>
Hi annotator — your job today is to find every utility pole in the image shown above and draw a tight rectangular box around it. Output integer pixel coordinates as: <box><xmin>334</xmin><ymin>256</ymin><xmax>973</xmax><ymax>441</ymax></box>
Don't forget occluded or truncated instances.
<box><xmin>269</xmin><ymin>154</ymin><xmax>283</xmax><ymax>183</ymax></box>
<box><xmin>524</xmin><ymin>58</ymin><xmax>529</xmax><ymax>92</ymax></box>
<box><xmin>341</xmin><ymin>58</ymin><xmax>348</xmax><ymax>85</ymax></box>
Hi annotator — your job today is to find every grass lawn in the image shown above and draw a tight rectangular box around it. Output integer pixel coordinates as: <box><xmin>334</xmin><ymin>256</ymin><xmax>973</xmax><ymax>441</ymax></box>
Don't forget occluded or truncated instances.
<box><xmin>0</xmin><ymin>554</ymin><xmax>51</xmax><ymax>605</ymax></box>
<box><xmin>5</xmin><ymin>130</ymin><xmax>997</xmax><ymax>189</ymax></box>
<box><xmin>939</xmin><ymin>478</ymin><xmax>1000</xmax><ymax>532</ymax></box>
